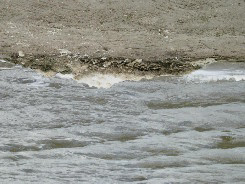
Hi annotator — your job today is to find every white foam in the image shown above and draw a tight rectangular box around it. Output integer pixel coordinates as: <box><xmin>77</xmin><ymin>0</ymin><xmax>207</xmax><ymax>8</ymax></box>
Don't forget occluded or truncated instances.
<box><xmin>185</xmin><ymin>69</ymin><xmax>245</xmax><ymax>82</ymax></box>
<box><xmin>0</xmin><ymin>59</ymin><xmax>7</xmax><ymax>63</ymax></box>
<box><xmin>54</xmin><ymin>72</ymin><xmax>153</xmax><ymax>88</ymax></box>
<box><xmin>55</xmin><ymin>73</ymin><xmax>150</xmax><ymax>88</ymax></box>
<box><xmin>56</xmin><ymin>73</ymin><xmax>74</xmax><ymax>79</ymax></box>
<box><xmin>76</xmin><ymin>73</ymin><xmax>153</xmax><ymax>88</ymax></box>
<box><xmin>0</xmin><ymin>68</ymin><xmax>12</xmax><ymax>70</ymax></box>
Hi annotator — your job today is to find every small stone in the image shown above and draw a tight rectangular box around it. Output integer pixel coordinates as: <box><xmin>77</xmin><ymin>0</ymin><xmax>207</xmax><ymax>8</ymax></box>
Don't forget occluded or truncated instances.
<box><xmin>127</xmin><ymin>59</ymin><xmax>143</xmax><ymax>67</ymax></box>
<box><xmin>134</xmin><ymin>59</ymin><xmax>142</xmax><ymax>63</ymax></box>
<box><xmin>18</xmin><ymin>51</ymin><xmax>25</xmax><ymax>57</ymax></box>
<box><xmin>58</xmin><ymin>49</ymin><xmax>71</xmax><ymax>55</ymax></box>
<box><xmin>124</xmin><ymin>59</ymin><xmax>130</xmax><ymax>63</ymax></box>
<box><xmin>103</xmin><ymin>61</ymin><xmax>111</xmax><ymax>67</ymax></box>
<box><xmin>83</xmin><ymin>54</ymin><xmax>89</xmax><ymax>58</ymax></box>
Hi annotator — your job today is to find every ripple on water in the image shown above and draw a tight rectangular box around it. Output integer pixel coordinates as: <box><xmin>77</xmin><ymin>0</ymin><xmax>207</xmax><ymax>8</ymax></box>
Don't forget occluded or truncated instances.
<box><xmin>108</xmin><ymin>133</ymin><xmax>143</xmax><ymax>142</ymax></box>
<box><xmin>82</xmin><ymin>152</ymin><xmax>144</xmax><ymax>161</ymax></box>
<box><xmin>13</xmin><ymin>78</ymin><xmax>36</xmax><ymax>84</ymax></box>
<box><xmin>48</xmin><ymin>82</ymin><xmax>63</xmax><ymax>89</ymax></box>
<box><xmin>82</xmin><ymin>131</ymin><xmax>145</xmax><ymax>142</ymax></box>
<box><xmin>38</xmin><ymin>139</ymin><xmax>91</xmax><ymax>150</ymax></box>
<box><xmin>2</xmin><ymin>154</ymin><xmax>30</xmax><ymax>161</ymax></box>
<box><xmin>3</xmin><ymin>144</ymin><xmax>41</xmax><ymax>152</ymax></box>
<box><xmin>2</xmin><ymin>139</ymin><xmax>92</xmax><ymax>153</ymax></box>
<box><xmin>146</xmin><ymin>98</ymin><xmax>245</xmax><ymax>110</ymax></box>
<box><xmin>216</xmin><ymin>136</ymin><xmax>245</xmax><ymax>149</ymax></box>
<box><xmin>203</xmin><ymin>148</ymin><xmax>245</xmax><ymax>164</ymax></box>
<box><xmin>0</xmin><ymin>92</ymin><xmax>12</xmax><ymax>100</ymax></box>
<box><xmin>162</xmin><ymin>128</ymin><xmax>185</xmax><ymax>135</ymax></box>
<box><xmin>142</xmin><ymin>147</ymin><xmax>181</xmax><ymax>156</ymax></box>
<box><xmin>86</xmin><ymin>96</ymin><xmax>108</xmax><ymax>105</ymax></box>
<box><xmin>118</xmin><ymin>175</ymin><xmax>148</xmax><ymax>182</ymax></box>
<box><xmin>136</xmin><ymin>160</ymin><xmax>190</xmax><ymax>169</ymax></box>
<box><xmin>194</xmin><ymin>127</ymin><xmax>214</xmax><ymax>132</ymax></box>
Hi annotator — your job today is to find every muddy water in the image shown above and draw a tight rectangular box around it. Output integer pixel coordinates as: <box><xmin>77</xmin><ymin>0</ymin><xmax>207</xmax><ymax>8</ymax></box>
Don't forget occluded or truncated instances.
<box><xmin>0</xmin><ymin>60</ymin><xmax>245</xmax><ymax>183</ymax></box>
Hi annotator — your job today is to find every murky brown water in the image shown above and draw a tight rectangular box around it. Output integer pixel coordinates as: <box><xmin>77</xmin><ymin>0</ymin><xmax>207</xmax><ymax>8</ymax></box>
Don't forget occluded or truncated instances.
<box><xmin>0</xmin><ymin>60</ymin><xmax>245</xmax><ymax>183</ymax></box>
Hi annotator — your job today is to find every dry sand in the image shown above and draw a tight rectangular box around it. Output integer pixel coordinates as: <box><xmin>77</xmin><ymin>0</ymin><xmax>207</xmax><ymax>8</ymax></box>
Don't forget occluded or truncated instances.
<box><xmin>0</xmin><ymin>0</ymin><xmax>244</xmax><ymax>75</ymax></box>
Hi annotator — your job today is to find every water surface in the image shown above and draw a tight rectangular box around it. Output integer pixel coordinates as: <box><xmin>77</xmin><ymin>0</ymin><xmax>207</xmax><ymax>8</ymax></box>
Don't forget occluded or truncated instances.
<box><xmin>0</xmin><ymin>61</ymin><xmax>245</xmax><ymax>183</ymax></box>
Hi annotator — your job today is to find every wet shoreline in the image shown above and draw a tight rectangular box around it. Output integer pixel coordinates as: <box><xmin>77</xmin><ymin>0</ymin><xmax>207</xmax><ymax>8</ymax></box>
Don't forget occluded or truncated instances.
<box><xmin>3</xmin><ymin>52</ymin><xmax>243</xmax><ymax>79</ymax></box>
<box><xmin>9</xmin><ymin>53</ymin><xmax>200</xmax><ymax>75</ymax></box>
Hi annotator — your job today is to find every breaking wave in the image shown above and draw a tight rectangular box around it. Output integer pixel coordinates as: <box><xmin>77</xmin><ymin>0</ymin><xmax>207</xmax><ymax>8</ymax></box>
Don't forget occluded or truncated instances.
<box><xmin>56</xmin><ymin>73</ymin><xmax>153</xmax><ymax>88</ymax></box>
<box><xmin>185</xmin><ymin>63</ymin><xmax>245</xmax><ymax>82</ymax></box>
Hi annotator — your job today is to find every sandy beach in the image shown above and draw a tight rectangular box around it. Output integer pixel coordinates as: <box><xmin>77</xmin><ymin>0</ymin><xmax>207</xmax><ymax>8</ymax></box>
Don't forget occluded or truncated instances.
<box><xmin>0</xmin><ymin>0</ymin><xmax>244</xmax><ymax>75</ymax></box>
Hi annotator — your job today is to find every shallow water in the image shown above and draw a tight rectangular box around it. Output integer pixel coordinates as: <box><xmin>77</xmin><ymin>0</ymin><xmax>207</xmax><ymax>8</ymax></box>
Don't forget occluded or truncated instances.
<box><xmin>0</xmin><ymin>60</ymin><xmax>245</xmax><ymax>183</ymax></box>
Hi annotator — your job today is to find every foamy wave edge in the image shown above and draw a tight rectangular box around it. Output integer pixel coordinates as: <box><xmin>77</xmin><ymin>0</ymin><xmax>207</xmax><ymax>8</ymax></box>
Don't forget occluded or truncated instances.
<box><xmin>55</xmin><ymin>73</ymin><xmax>154</xmax><ymax>88</ymax></box>
<box><xmin>185</xmin><ymin>70</ymin><xmax>245</xmax><ymax>82</ymax></box>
